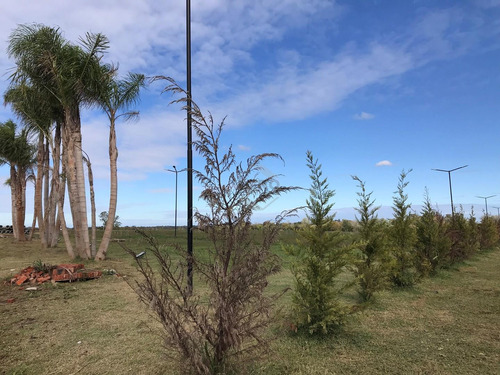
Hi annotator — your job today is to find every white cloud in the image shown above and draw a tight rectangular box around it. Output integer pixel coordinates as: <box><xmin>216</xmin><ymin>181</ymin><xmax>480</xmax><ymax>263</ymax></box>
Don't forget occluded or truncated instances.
<box><xmin>353</xmin><ymin>112</ymin><xmax>375</xmax><ymax>120</ymax></box>
<box><xmin>1</xmin><ymin>1</ymin><xmax>497</xmax><ymax>184</ymax></box>
<box><xmin>375</xmin><ymin>160</ymin><xmax>393</xmax><ymax>167</ymax></box>
<box><xmin>238</xmin><ymin>144</ymin><xmax>251</xmax><ymax>151</ymax></box>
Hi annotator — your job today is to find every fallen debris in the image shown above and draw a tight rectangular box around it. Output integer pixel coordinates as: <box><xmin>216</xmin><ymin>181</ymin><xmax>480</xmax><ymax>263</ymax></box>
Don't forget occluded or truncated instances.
<box><xmin>9</xmin><ymin>263</ymin><xmax>102</xmax><ymax>286</ymax></box>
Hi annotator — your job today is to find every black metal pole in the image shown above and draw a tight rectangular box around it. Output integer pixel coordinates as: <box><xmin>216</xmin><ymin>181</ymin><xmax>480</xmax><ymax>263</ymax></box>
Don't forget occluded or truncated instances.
<box><xmin>186</xmin><ymin>0</ymin><xmax>193</xmax><ymax>294</ymax></box>
<box><xmin>174</xmin><ymin>166</ymin><xmax>178</xmax><ymax>238</ymax></box>
<box><xmin>448</xmin><ymin>172</ymin><xmax>454</xmax><ymax>217</ymax></box>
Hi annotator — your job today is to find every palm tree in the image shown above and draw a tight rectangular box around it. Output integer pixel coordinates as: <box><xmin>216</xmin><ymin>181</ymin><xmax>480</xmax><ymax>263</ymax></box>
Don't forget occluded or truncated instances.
<box><xmin>4</xmin><ymin>82</ymin><xmax>61</xmax><ymax>247</ymax></box>
<box><xmin>8</xmin><ymin>24</ymin><xmax>110</xmax><ymax>258</ymax></box>
<box><xmin>0</xmin><ymin>120</ymin><xmax>36</xmax><ymax>241</ymax></box>
<box><xmin>94</xmin><ymin>72</ymin><xmax>145</xmax><ymax>260</ymax></box>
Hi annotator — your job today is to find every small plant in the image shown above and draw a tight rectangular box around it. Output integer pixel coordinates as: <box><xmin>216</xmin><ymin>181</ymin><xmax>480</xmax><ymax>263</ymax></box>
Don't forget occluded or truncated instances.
<box><xmin>287</xmin><ymin>151</ymin><xmax>353</xmax><ymax>335</ymax></box>
<box><xmin>32</xmin><ymin>259</ymin><xmax>53</xmax><ymax>274</ymax></box>
<box><xmin>352</xmin><ymin>176</ymin><xmax>388</xmax><ymax>303</ymax></box>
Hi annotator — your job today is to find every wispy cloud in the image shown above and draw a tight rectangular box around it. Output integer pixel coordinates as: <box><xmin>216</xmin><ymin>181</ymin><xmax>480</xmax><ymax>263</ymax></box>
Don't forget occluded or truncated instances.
<box><xmin>238</xmin><ymin>144</ymin><xmax>251</xmax><ymax>151</ymax></box>
<box><xmin>376</xmin><ymin>160</ymin><xmax>393</xmax><ymax>167</ymax></box>
<box><xmin>1</xmin><ymin>1</ymin><xmax>498</xmax><ymax>181</ymax></box>
<box><xmin>353</xmin><ymin>112</ymin><xmax>375</xmax><ymax>120</ymax></box>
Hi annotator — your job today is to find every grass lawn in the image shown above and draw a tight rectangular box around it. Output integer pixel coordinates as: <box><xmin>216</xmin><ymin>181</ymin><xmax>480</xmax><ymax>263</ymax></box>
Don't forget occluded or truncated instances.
<box><xmin>0</xmin><ymin>228</ymin><xmax>499</xmax><ymax>374</ymax></box>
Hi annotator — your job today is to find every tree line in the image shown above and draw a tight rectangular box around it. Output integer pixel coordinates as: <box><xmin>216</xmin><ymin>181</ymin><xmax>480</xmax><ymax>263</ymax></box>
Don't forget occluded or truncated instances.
<box><xmin>288</xmin><ymin>161</ymin><xmax>499</xmax><ymax>336</ymax></box>
<box><xmin>0</xmin><ymin>24</ymin><xmax>145</xmax><ymax>260</ymax></box>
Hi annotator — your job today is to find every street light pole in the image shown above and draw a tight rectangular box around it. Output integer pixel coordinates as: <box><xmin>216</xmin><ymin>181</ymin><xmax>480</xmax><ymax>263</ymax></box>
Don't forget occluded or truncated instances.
<box><xmin>165</xmin><ymin>166</ymin><xmax>186</xmax><ymax>238</ymax></box>
<box><xmin>476</xmin><ymin>195</ymin><xmax>496</xmax><ymax>217</ymax></box>
<box><xmin>186</xmin><ymin>0</ymin><xmax>194</xmax><ymax>294</ymax></box>
<box><xmin>432</xmin><ymin>165</ymin><xmax>468</xmax><ymax>218</ymax></box>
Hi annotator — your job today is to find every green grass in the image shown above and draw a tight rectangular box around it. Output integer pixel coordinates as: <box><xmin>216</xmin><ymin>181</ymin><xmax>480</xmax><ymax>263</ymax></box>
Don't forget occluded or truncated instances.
<box><xmin>1</xmin><ymin>229</ymin><xmax>499</xmax><ymax>374</ymax></box>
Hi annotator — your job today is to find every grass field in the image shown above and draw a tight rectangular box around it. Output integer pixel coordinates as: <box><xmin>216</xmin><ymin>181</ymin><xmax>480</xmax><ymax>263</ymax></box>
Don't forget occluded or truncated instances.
<box><xmin>1</xmin><ymin>228</ymin><xmax>499</xmax><ymax>374</ymax></box>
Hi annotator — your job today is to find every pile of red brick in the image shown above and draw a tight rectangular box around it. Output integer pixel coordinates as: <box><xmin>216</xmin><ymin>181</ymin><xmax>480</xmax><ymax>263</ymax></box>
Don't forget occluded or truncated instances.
<box><xmin>9</xmin><ymin>263</ymin><xmax>102</xmax><ymax>286</ymax></box>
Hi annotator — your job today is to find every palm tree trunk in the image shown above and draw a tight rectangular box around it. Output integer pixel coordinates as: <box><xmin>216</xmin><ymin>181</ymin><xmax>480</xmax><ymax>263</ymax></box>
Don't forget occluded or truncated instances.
<box><xmin>34</xmin><ymin>133</ymin><xmax>46</xmax><ymax>246</ymax></box>
<box><xmin>10</xmin><ymin>166</ymin><xmax>18</xmax><ymax>240</ymax></box>
<box><xmin>28</xmin><ymin>185</ymin><xmax>37</xmax><ymax>241</ymax></box>
<box><xmin>56</xmin><ymin>175</ymin><xmax>75</xmax><ymax>259</ymax></box>
<box><xmin>65</xmin><ymin>105</ymin><xmax>91</xmax><ymax>259</ymax></box>
<box><xmin>96</xmin><ymin>119</ymin><xmax>118</xmax><ymax>260</ymax></box>
<box><xmin>83</xmin><ymin>155</ymin><xmax>97</xmax><ymax>257</ymax></box>
<box><xmin>62</xmin><ymin>112</ymin><xmax>85</xmax><ymax>257</ymax></box>
<box><xmin>51</xmin><ymin>161</ymin><xmax>66</xmax><ymax>248</ymax></box>
<box><xmin>42</xmin><ymin>141</ymin><xmax>50</xmax><ymax>244</ymax></box>
<box><xmin>13</xmin><ymin>167</ymin><xmax>27</xmax><ymax>241</ymax></box>
<box><xmin>49</xmin><ymin>123</ymin><xmax>62</xmax><ymax>247</ymax></box>
<box><xmin>72</xmin><ymin>131</ymin><xmax>91</xmax><ymax>258</ymax></box>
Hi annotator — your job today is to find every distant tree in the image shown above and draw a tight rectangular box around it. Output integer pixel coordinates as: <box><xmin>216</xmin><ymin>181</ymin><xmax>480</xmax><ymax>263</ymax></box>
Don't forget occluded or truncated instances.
<box><xmin>352</xmin><ymin>176</ymin><xmax>388</xmax><ymax>302</ymax></box>
<box><xmin>479</xmin><ymin>214</ymin><xmax>499</xmax><ymax>249</ymax></box>
<box><xmin>99</xmin><ymin>211</ymin><xmax>121</xmax><ymax>228</ymax></box>
<box><xmin>390</xmin><ymin>169</ymin><xmax>418</xmax><ymax>287</ymax></box>
<box><xmin>287</xmin><ymin>151</ymin><xmax>353</xmax><ymax>334</ymax></box>
<box><xmin>465</xmin><ymin>207</ymin><xmax>480</xmax><ymax>256</ymax></box>
<box><xmin>341</xmin><ymin>219</ymin><xmax>355</xmax><ymax>232</ymax></box>
<box><xmin>446</xmin><ymin>206</ymin><xmax>480</xmax><ymax>263</ymax></box>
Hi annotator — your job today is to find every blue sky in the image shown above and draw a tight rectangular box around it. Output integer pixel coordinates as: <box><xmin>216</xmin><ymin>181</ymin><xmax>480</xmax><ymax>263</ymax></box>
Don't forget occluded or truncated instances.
<box><xmin>1</xmin><ymin>0</ymin><xmax>500</xmax><ymax>226</ymax></box>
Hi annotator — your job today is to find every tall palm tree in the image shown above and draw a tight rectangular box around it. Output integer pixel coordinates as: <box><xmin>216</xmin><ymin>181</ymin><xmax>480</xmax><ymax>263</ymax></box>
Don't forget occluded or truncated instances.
<box><xmin>8</xmin><ymin>24</ymin><xmax>110</xmax><ymax>258</ymax></box>
<box><xmin>4</xmin><ymin>82</ymin><xmax>61</xmax><ymax>247</ymax></box>
<box><xmin>95</xmin><ymin>72</ymin><xmax>145</xmax><ymax>260</ymax></box>
<box><xmin>0</xmin><ymin>120</ymin><xmax>36</xmax><ymax>241</ymax></box>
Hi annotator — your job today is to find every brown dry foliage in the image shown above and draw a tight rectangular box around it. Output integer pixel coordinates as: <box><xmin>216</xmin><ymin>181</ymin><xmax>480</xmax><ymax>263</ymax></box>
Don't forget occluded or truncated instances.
<box><xmin>123</xmin><ymin>78</ymin><xmax>296</xmax><ymax>374</ymax></box>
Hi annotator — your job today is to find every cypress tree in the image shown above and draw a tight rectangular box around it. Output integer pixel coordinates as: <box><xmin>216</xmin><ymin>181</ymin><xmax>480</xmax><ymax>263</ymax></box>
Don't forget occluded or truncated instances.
<box><xmin>288</xmin><ymin>151</ymin><xmax>352</xmax><ymax>334</ymax></box>
<box><xmin>352</xmin><ymin>176</ymin><xmax>388</xmax><ymax>302</ymax></box>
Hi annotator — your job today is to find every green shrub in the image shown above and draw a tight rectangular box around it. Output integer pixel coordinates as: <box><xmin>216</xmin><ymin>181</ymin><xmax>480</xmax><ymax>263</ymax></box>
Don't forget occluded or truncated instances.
<box><xmin>287</xmin><ymin>151</ymin><xmax>353</xmax><ymax>335</ymax></box>
<box><xmin>479</xmin><ymin>215</ymin><xmax>499</xmax><ymax>249</ymax></box>
<box><xmin>352</xmin><ymin>176</ymin><xmax>389</xmax><ymax>302</ymax></box>
<box><xmin>389</xmin><ymin>169</ymin><xmax>418</xmax><ymax>287</ymax></box>
<box><xmin>415</xmin><ymin>190</ymin><xmax>451</xmax><ymax>276</ymax></box>
<box><xmin>465</xmin><ymin>208</ymin><xmax>481</xmax><ymax>255</ymax></box>
<box><xmin>446</xmin><ymin>207</ymin><xmax>481</xmax><ymax>262</ymax></box>
<box><xmin>341</xmin><ymin>219</ymin><xmax>355</xmax><ymax>232</ymax></box>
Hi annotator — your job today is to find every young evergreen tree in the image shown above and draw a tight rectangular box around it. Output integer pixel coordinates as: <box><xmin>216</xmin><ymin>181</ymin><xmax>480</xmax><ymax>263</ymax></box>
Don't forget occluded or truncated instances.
<box><xmin>446</xmin><ymin>208</ymin><xmax>470</xmax><ymax>262</ymax></box>
<box><xmin>465</xmin><ymin>207</ymin><xmax>481</xmax><ymax>255</ymax></box>
<box><xmin>415</xmin><ymin>189</ymin><xmax>451</xmax><ymax>276</ymax></box>
<box><xmin>352</xmin><ymin>176</ymin><xmax>388</xmax><ymax>302</ymax></box>
<box><xmin>479</xmin><ymin>214</ymin><xmax>499</xmax><ymax>249</ymax></box>
<box><xmin>288</xmin><ymin>151</ymin><xmax>352</xmax><ymax>334</ymax></box>
<box><xmin>390</xmin><ymin>169</ymin><xmax>418</xmax><ymax>287</ymax></box>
